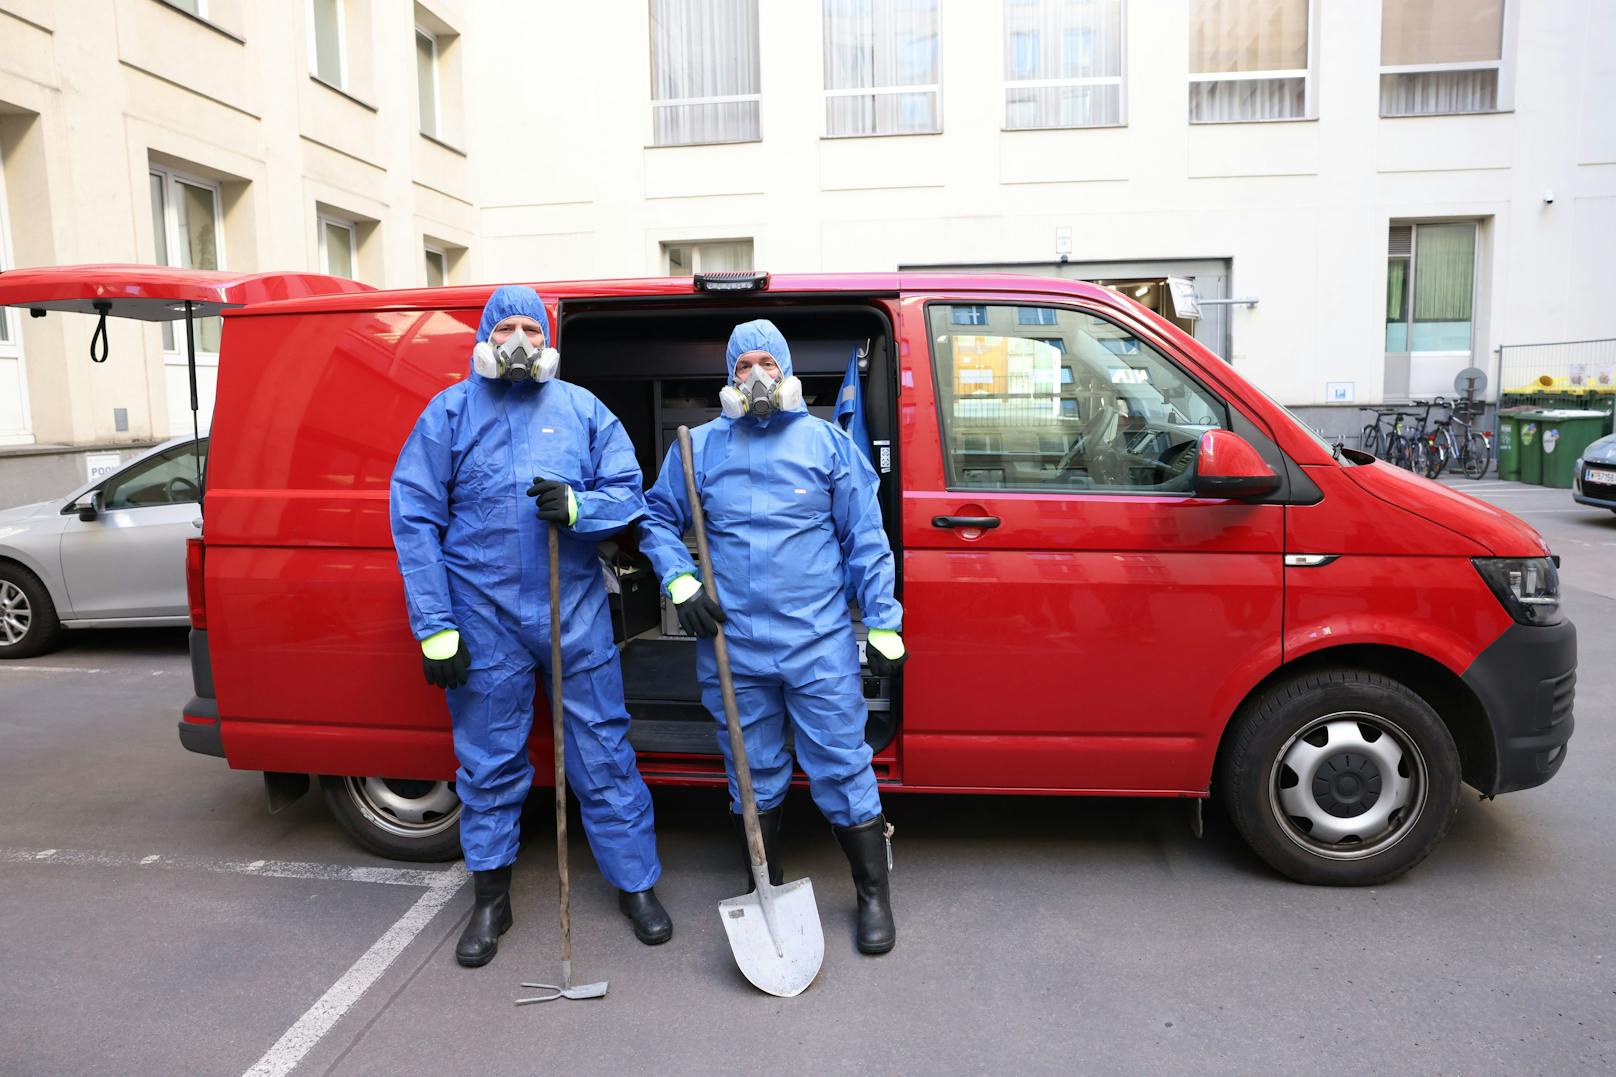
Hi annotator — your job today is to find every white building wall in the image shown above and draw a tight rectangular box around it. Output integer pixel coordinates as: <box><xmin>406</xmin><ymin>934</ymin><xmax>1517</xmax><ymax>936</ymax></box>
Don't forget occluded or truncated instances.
<box><xmin>467</xmin><ymin>0</ymin><xmax>1616</xmax><ymax>411</ymax></box>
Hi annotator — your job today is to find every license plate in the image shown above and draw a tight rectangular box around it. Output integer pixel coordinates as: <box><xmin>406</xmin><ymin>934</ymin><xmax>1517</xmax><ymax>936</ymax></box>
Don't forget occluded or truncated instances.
<box><xmin>1586</xmin><ymin>467</ymin><xmax>1616</xmax><ymax>485</ymax></box>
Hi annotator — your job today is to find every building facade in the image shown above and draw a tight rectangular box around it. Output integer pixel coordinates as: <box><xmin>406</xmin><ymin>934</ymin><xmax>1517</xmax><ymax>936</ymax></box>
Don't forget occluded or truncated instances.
<box><xmin>2</xmin><ymin>0</ymin><xmax>1613</xmax><ymax>503</ymax></box>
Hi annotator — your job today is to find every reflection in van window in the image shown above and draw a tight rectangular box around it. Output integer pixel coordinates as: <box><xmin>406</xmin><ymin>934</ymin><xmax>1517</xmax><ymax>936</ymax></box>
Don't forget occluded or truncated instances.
<box><xmin>928</xmin><ymin>304</ymin><xmax>1228</xmax><ymax>493</ymax></box>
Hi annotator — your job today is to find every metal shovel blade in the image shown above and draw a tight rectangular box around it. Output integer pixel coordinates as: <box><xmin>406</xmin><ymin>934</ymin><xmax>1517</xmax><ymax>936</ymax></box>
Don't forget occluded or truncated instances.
<box><xmin>718</xmin><ymin>869</ymin><xmax>823</xmax><ymax>998</ymax></box>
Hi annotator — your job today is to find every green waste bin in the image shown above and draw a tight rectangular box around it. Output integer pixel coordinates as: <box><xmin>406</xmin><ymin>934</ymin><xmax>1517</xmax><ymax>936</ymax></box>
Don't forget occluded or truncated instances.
<box><xmin>1517</xmin><ymin>411</ymin><xmax>1546</xmax><ymax>485</ymax></box>
<box><xmin>1495</xmin><ymin>407</ymin><xmax>1533</xmax><ymax>482</ymax></box>
<box><xmin>1537</xmin><ymin>409</ymin><xmax>1611</xmax><ymax>489</ymax></box>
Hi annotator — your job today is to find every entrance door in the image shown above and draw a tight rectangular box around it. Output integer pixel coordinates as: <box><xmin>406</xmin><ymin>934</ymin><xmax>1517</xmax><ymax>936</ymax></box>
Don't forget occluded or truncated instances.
<box><xmin>897</xmin><ymin>296</ymin><xmax>1284</xmax><ymax>793</ymax></box>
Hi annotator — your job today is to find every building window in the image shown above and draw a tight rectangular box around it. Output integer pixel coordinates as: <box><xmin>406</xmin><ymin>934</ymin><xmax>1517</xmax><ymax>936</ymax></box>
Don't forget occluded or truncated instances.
<box><xmin>319</xmin><ymin>214</ymin><xmax>357</xmax><ymax>279</ymax></box>
<box><xmin>823</xmin><ymin>0</ymin><xmax>941</xmax><ymax>137</ymax></box>
<box><xmin>662</xmin><ymin>239</ymin><xmax>753</xmax><ymax>275</ymax></box>
<box><xmin>0</xmin><ymin>146</ymin><xmax>30</xmax><ymax>444</ymax></box>
<box><xmin>149</xmin><ymin>167</ymin><xmax>224</xmax><ymax>355</ymax></box>
<box><xmin>1380</xmin><ymin>0</ymin><xmax>1505</xmax><ymax>116</ymax></box>
<box><xmin>424</xmin><ymin>244</ymin><xmax>447</xmax><ymax>287</ymax></box>
<box><xmin>1188</xmin><ymin>0</ymin><xmax>1313</xmax><ymax>123</ymax></box>
<box><xmin>1003</xmin><ymin>0</ymin><xmax>1124</xmax><ymax>130</ymax></box>
<box><xmin>308</xmin><ymin>0</ymin><xmax>346</xmax><ymax>87</ymax></box>
<box><xmin>1016</xmin><ymin>306</ymin><xmax>1060</xmax><ymax>326</ymax></box>
<box><xmin>416</xmin><ymin>28</ymin><xmax>440</xmax><ymax>137</ymax></box>
<box><xmin>1385</xmin><ymin>222</ymin><xmax>1476</xmax><ymax>353</ymax></box>
<box><xmin>649</xmin><ymin>0</ymin><xmax>760</xmax><ymax>146</ymax></box>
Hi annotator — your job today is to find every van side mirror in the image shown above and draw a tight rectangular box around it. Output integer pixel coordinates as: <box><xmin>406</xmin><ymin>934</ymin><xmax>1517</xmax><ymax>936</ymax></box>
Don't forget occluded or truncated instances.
<box><xmin>1193</xmin><ymin>429</ymin><xmax>1281</xmax><ymax>500</ymax></box>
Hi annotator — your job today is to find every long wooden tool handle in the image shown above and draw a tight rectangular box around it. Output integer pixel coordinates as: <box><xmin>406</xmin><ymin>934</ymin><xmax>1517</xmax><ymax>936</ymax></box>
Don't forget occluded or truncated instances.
<box><xmin>677</xmin><ymin>426</ymin><xmax>767</xmax><ymax>871</ymax></box>
<box><xmin>548</xmin><ymin>523</ymin><xmax>572</xmax><ymax>978</ymax></box>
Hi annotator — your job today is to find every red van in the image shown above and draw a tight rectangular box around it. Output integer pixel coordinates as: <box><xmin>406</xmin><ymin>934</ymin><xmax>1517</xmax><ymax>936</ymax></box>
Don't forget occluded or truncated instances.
<box><xmin>5</xmin><ymin>266</ymin><xmax>1574</xmax><ymax>887</ymax></box>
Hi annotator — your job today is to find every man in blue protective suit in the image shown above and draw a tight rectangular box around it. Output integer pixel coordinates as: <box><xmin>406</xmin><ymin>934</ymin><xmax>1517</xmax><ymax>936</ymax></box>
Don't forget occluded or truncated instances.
<box><xmin>390</xmin><ymin>286</ymin><xmax>671</xmax><ymax>968</ymax></box>
<box><xmin>639</xmin><ymin>319</ymin><xmax>907</xmax><ymax>955</ymax></box>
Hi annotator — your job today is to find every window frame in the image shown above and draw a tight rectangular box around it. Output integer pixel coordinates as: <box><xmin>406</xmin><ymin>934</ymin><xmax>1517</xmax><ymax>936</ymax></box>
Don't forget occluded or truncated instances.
<box><xmin>423</xmin><ymin>242</ymin><xmax>447</xmax><ymax>287</ymax></box>
<box><xmin>1001</xmin><ymin>0</ymin><xmax>1127</xmax><ymax>130</ymax></box>
<box><xmin>821</xmin><ymin>0</ymin><xmax>945</xmax><ymax>139</ymax></box>
<box><xmin>318</xmin><ymin>212</ymin><xmax>358</xmax><ymax>279</ymax></box>
<box><xmin>1187</xmin><ymin>0</ymin><xmax>1319</xmax><ymax>125</ymax></box>
<box><xmin>0</xmin><ymin>142</ymin><xmax>31</xmax><ymax>444</ymax></box>
<box><xmin>660</xmin><ymin>238</ymin><xmax>754</xmax><ymax>275</ymax></box>
<box><xmin>307</xmin><ymin>0</ymin><xmax>348</xmax><ymax>89</ymax></box>
<box><xmin>149</xmin><ymin>165</ymin><xmax>226</xmax><ymax>359</ymax></box>
<box><xmin>415</xmin><ymin>26</ymin><xmax>440</xmax><ymax>138</ymax></box>
<box><xmin>924</xmin><ymin>298</ymin><xmax>1233</xmax><ymax>496</ymax></box>
<box><xmin>1385</xmin><ymin>220</ymin><xmax>1480</xmax><ymax>356</ymax></box>
<box><xmin>1378</xmin><ymin>0</ymin><xmax>1513</xmax><ymax>117</ymax></box>
<box><xmin>648</xmin><ymin>0</ymin><xmax>763</xmax><ymax>148</ymax></box>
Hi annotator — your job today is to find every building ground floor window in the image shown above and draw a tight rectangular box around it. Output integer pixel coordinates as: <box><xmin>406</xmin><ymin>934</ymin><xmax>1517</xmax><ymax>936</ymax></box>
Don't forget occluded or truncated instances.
<box><xmin>150</xmin><ymin>164</ymin><xmax>225</xmax><ymax>436</ymax></box>
<box><xmin>662</xmin><ymin>238</ymin><xmax>753</xmax><ymax>275</ymax></box>
<box><xmin>1384</xmin><ymin>219</ymin><xmax>1482</xmax><ymax>400</ymax></box>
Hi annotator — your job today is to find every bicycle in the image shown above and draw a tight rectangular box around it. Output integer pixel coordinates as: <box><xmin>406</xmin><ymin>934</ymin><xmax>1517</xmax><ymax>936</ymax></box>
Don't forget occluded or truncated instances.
<box><xmin>1359</xmin><ymin>407</ymin><xmax>1400</xmax><ymax>459</ymax></box>
<box><xmin>1426</xmin><ymin>397</ymin><xmax>1493</xmax><ymax>480</ymax></box>
<box><xmin>1383</xmin><ymin>402</ymin><xmax>1437</xmax><ymax>473</ymax></box>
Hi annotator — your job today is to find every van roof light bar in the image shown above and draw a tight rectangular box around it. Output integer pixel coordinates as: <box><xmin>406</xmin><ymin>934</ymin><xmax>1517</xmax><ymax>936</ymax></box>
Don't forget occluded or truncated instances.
<box><xmin>693</xmin><ymin>271</ymin><xmax>769</xmax><ymax>293</ymax></box>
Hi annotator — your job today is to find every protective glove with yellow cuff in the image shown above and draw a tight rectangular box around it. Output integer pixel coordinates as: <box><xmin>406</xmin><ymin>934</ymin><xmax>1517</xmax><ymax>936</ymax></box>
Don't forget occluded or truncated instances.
<box><xmin>864</xmin><ymin>628</ymin><xmax>906</xmax><ymax>677</ymax></box>
<box><xmin>667</xmin><ymin>572</ymin><xmax>727</xmax><ymax>638</ymax></box>
<box><xmin>421</xmin><ymin>628</ymin><xmax>471</xmax><ymax>689</ymax></box>
<box><xmin>526</xmin><ymin>478</ymin><xmax>578</xmax><ymax>525</ymax></box>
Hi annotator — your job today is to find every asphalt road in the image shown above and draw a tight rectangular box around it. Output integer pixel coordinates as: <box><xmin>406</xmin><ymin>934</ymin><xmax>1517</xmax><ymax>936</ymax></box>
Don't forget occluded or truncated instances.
<box><xmin>1</xmin><ymin>479</ymin><xmax>1611</xmax><ymax>1075</ymax></box>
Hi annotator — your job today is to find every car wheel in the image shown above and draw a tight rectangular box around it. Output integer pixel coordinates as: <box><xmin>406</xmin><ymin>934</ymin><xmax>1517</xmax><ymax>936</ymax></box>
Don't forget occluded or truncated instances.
<box><xmin>1217</xmin><ymin>669</ymin><xmax>1460</xmax><ymax>886</ymax></box>
<box><xmin>319</xmin><ymin>775</ymin><xmax>463</xmax><ymax>862</ymax></box>
<box><xmin>0</xmin><ymin>564</ymin><xmax>64</xmax><ymax>660</ymax></box>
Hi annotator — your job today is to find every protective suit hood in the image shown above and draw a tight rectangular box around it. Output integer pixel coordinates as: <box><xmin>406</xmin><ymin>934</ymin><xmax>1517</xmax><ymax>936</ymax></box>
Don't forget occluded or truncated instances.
<box><xmin>472</xmin><ymin>286</ymin><xmax>556</xmax><ymax>383</ymax></box>
<box><xmin>725</xmin><ymin>319</ymin><xmax>794</xmax><ymax>379</ymax></box>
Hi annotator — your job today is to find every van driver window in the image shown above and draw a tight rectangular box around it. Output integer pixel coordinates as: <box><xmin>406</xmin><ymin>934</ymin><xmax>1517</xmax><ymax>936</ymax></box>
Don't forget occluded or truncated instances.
<box><xmin>927</xmin><ymin>304</ymin><xmax>1228</xmax><ymax>493</ymax></box>
<box><xmin>101</xmin><ymin>442</ymin><xmax>208</xmax><ymax>510</ymax></box>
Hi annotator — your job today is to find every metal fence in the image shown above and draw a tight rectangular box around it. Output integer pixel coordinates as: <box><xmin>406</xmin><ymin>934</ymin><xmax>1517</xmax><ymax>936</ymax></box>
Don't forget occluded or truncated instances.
<box><xmin>1498</xmin><ymin>338</ymin><xmax>1616</xmax><ymax>396</ymax></box>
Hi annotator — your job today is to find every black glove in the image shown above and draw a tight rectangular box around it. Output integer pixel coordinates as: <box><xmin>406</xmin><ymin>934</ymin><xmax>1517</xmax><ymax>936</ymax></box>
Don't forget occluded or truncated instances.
<box><xmin>865</xmin><ymin>645</ymin><xmax>907</xmax><ymax>677</ymax></box>
<box><xmin>526</xmin><ymin>478</ymin><xmax>572</xmax><ymax>523</ymax></box>
<box><xmin>675</xmin><ymin>590</ymin><xmax>727</xmax><ymax>638</ymax></box>
<box><xmin>423</xmin><ymin>641</ymin><xmax>471</xmax><ymax>689</ymax></box>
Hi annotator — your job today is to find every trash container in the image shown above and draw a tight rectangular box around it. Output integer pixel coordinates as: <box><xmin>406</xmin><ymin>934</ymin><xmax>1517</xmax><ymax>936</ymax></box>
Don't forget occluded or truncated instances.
<box><xmin>1517</xmin><ymin>411</ymin><xmax>1546</xmax><ymax>485</ymax></box>
<box><xmin>1495</xmin><ymin>407</ymin><xmax>1533</xmax><ymax>482</ymax></box>
<box><xmin>1536</xmin><ymin>409</ymin><xmax>1611</xmax><ymax>489</ymax></box>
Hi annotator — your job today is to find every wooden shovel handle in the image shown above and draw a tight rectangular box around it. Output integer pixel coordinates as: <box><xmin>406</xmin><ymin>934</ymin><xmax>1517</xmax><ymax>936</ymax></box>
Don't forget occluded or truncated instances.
<box><xmin>549</xmin><ymin>523</ymin><xmax>572</xmax><ymax>972</ymax></box>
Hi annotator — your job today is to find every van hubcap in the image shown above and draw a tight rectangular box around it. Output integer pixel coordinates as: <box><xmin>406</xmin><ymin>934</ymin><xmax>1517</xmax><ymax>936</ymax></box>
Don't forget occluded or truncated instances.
<box><xmin>0</xmin><ymin>582</ymin><xmax>31</xmax><ymax>646</ymax></box>
<box><xmin>1269</xmin><ymin>712</ymin><xmax>1426</xmax><ymax>861</ymax></box>
<box><xmin>344</xmin><ymin>776</ymin><xmax>460</xmax><ymax>839</ymax></box>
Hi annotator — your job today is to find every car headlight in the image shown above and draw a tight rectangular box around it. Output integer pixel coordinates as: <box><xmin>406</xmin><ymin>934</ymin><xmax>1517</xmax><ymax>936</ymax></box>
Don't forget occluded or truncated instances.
<box><xmin>1473</xmin><ymin>557</ymin><xmax>1562</xmax><ymax>626</ymax></box>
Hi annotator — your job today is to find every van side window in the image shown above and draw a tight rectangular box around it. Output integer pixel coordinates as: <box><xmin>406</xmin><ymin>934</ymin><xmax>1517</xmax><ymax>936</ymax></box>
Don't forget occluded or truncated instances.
<box><xmin>102</xmin><ymin>441</ymin><xmax>208</xmax><ymax>510</ymax></box>
<box><xmin>927</xmin><ymin>304</ymin><xmax>1228</xmax><ymax>493</ymax></box>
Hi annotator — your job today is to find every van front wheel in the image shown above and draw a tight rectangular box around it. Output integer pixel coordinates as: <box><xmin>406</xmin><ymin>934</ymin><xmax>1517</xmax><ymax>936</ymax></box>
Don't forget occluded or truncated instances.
<box><xmin>1218</xmin><ymin>670</ymin><xmax>1460</xmax><ymax>886</ymax></box>
<box><xmin>319</xmin><ymin>775</ymin><xmax>463</xmax><ymax>862</ymax></box>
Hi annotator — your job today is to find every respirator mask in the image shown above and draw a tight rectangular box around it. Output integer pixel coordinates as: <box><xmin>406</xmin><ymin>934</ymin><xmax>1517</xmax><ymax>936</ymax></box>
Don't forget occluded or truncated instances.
<box><xmin>472</xmin><ymin>327</ymin><xmax>560</xmax><ymax>383</ymax></box>
<box><xmin>719</xmin><ymin>364</ymin><xmax>802</xmax><ymax>420</ymax></box>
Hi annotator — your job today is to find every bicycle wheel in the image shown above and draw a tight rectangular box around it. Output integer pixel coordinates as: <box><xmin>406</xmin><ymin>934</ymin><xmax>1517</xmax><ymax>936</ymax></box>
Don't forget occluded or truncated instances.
<box><xmin>1410</xmin><ymin>436</ymin><xmax>1429</xmax><ymax>476</ymax></box>
<box><xmin>1386</xmin><ymin>434</ymin><xmax>1409</xmax><ymax>470</ymax></box>
<box><xmin>1463</xmin><ymin>431</ymin><xmax>1491</xmax><ymax>479</ymax></box>
<box><xmin>1361</xmin><ymin>424</ymin><xmax>1381</xmax><ymax>458</ymax></box>
<box><xmin>1425</xmin><ymin>439</ymin><xmax>1448</xmax><ymax>480</ymax></box>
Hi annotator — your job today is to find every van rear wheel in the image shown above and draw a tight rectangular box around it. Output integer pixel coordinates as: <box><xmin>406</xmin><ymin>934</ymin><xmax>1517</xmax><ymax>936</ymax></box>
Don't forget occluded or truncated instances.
<box><xmin>1218</xmin><ymin>669</ymin><xmax>1460</xmax><ymax>886</ymax></box>
<box><xmin>319</xmin><ymin>775</ymin><xmax>462</xmax><ymax>862</ymax></box>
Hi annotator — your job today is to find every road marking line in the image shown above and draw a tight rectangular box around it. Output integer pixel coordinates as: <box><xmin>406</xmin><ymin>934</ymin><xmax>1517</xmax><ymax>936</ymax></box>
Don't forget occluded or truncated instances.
<box><xmin>0</xmin><ymin>847</ymin><xmax>460</xmax><ymax>889</ymax></box>
<box><xmin>0</xmin><ymin>666</ymin><xmax>104</xmax><ymax>673</ymax></box>
<box><xmin>242</xmin><ymin>876</ymin><xmax>466</xmax><ymax>1077</ymax></box>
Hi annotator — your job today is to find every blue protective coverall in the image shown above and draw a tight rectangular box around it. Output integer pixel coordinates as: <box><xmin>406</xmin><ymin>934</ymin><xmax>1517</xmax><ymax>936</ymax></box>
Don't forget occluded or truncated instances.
<box><xmin>639</xmin><ymin>320</ymin><xmax>902</xmax><ymax>827</ymax></box>
<box><xmin>389</xmin><ymin>286</ymin><xmax>660</xmax><ymax>887</ymax></box>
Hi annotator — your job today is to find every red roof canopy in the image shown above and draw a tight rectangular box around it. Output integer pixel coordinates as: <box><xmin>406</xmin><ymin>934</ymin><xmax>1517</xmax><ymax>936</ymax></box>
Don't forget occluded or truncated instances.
<box><xmin>0</xmin><ymin>263</ymin><xmax>373</xmax><ymax>321</ymax></box>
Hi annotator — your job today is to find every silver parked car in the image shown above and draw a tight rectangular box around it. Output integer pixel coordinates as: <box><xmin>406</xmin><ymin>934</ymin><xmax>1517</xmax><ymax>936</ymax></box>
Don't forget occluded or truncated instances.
<box><xmin>0</xmin><ymin>435</ymin><xmax>207</xmax><ymax>658</ymax></box>
<box><xmin>1572</xmin><ymin>432</ymin><xmax>1616</xmax><ymax>514</ymax></box>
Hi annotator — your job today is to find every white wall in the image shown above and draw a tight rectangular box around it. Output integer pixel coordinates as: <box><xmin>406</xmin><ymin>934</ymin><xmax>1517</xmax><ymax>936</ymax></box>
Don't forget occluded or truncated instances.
<box><xmin>467</xmin><ymin>0</ymin><xmax>1616</xmax><ymax>408</ymax></box>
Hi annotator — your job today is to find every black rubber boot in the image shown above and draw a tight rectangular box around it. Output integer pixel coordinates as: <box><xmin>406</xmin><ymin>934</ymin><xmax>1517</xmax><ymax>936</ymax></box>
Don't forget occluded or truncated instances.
<box><xmin>733</xmin><ymin>805</ymin><xmax>785</xmax><ymax>893</ymax></box>
<box><xmin>455</xmin><ymin>865</ymin><xmax>513</xmax><ymax>968</ymax></box>
<box><xmin>618</xmin><ymin>887</ymin><xmax>673</xmax><ymax>945</ymax></box>
<box><xmin>833</xmin><ymin>814</ymin><xmax>896</xmax><ymax>955</ymax></box>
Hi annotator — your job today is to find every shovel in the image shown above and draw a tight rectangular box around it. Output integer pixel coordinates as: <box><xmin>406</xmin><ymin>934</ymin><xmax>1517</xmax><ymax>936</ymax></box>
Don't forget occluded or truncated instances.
<box><xmin>677</xmin><ymin>425</ymin><xmax>824</xmax><ymax>998</ymax></box>
<box><xmin>515</xmin><ymin>523</ymin><xmax>609</xmax><ymax>1005</ymax></box>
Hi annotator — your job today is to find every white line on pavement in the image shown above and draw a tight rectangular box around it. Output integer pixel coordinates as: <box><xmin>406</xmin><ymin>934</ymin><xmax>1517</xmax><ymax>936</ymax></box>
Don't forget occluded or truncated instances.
<box><xmin>0</xmin><ymin>846</ymin><xmax>461</xmax><ymax>889</ymax></box>
<box><xmin>0</xmin><ymin>665</ymin><xmax>104</xmax><ymax>673</ymax></box>
<box><xmin>242</xmin><ymin>877</ymin><xmax>466</xmax><ymax>1077</ymax></box>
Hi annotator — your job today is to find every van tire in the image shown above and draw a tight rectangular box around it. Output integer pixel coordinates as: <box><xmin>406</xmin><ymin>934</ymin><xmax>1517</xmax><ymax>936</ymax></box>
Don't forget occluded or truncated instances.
<box><xmin>0</xmin><ymin>563</ymin><xmax>65</xmax><ymax>660</ymax></box>
<box><xmin>1217</xmin><ymin>669</ymin><xmax>1460</xmax><ymax>886</ymax></box>
<box><xmin>319</xmin><ymin>775</ymin><xmax>463</xmax><ymax>862</ymax></box>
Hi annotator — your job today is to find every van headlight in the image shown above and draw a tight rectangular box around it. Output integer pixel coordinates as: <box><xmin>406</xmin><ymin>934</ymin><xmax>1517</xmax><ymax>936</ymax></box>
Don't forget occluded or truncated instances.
<box><xmin>1473</xmin><ymin>557</ymin><xmax>1562</xmax><ymax>626</ymax></box>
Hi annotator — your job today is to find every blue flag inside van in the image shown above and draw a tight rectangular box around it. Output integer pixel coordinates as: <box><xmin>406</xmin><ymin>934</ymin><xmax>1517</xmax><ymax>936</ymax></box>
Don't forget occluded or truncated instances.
<box><xmin>836</xmin><ymin>346</ymin><xmax>872</xmax><ymax>466</ymax></box>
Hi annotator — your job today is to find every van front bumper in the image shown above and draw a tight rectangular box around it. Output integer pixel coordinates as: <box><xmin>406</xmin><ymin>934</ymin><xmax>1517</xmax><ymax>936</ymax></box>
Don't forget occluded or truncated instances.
<box><xmin>1461</xmin><ymin>619</ymin><xmax>1577</xmax><ymax>795</ymax></box>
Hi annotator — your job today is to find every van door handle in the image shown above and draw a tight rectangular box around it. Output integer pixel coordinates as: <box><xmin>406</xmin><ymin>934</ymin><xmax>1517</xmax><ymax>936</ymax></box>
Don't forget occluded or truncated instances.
<box><xmin>932</xmin><ymin>515</ymin><xmax>1001</xmax><ymax>530</ymax></box>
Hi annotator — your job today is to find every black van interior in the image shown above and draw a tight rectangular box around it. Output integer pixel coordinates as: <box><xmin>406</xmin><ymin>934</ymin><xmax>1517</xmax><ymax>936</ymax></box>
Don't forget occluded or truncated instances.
<box><xmin>560</xmin><ymin>299</ymin><xmax>900</xmax><ymax>765</ymax></box>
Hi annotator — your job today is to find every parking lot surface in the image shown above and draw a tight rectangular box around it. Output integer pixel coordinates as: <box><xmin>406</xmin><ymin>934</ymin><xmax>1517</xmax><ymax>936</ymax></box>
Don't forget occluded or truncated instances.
<box><xmin>1</xmin><ymin>479</ymin><xmax>1612</xmax><ymax>1075</ymax></box>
